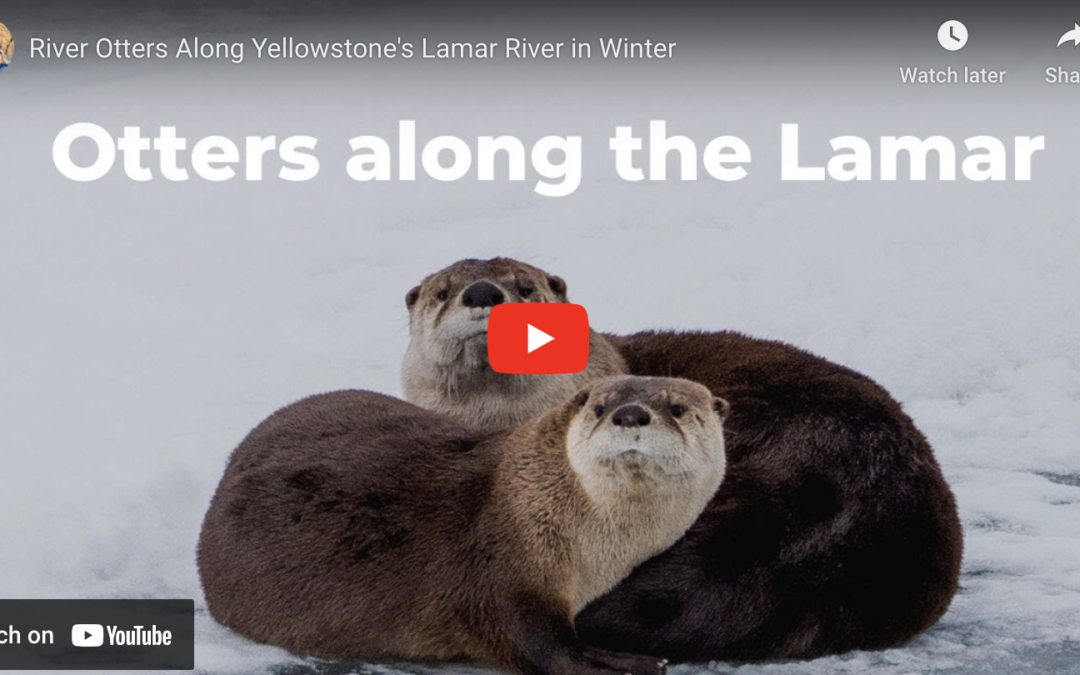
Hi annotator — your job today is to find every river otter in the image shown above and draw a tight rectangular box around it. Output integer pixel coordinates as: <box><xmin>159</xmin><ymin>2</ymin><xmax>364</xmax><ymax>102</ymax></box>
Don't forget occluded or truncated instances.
<box><xmin>198</xmin><ymin>376</ymin><xmax>729</xmax><ymax>674</ymax></box>
<box><xmin>400</xmin><ymin>258</ymin><xmax>963</xmax><ymax>662</ymax></box>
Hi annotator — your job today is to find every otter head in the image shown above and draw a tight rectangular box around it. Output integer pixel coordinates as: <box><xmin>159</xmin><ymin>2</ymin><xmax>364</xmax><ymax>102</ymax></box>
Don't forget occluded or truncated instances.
<box><xmin>558</xmin><ymin>375</ymin><xmax>729</xmax><ymax>614</ymax></box>
<box><xmin>566</xmin><ymin>376</ymin><xmax>729</xmax><ymax>504</ymax></box>
<box><xmin>403</xmin><ymin>257</ymin><xmax>568</xmax><ymax>369</ymax></box>
<box><xmin>402</xmin><ymin>258</ymin><xmax>574</xmax><ymax>431</ymax></box>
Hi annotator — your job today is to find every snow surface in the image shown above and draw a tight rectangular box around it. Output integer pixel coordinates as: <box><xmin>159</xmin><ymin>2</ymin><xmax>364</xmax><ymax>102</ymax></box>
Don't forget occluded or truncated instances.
<box><xmin>2</xmin><ymin>12</ymin><xmax>1080</xmax><ymax>675</ymax></box>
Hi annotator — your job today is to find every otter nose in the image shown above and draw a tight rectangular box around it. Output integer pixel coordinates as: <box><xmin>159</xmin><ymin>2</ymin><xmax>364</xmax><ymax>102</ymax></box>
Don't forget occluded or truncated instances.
<box><xmin>611</xmin><ymin>404</ymin><xmax>651</xmax><ymax>428</ymax></box>
<box><xmin>461</xmin><ymin>282</ymin><xmax>505</xmax><ymax>309</ymax></box>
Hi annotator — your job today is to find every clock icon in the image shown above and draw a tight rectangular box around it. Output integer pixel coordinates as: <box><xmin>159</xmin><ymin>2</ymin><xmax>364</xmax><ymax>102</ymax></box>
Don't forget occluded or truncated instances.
<box><xmin>938</xmin><ymin>20</ymin><xmax>969</xmax><ymax>51</ymax></box>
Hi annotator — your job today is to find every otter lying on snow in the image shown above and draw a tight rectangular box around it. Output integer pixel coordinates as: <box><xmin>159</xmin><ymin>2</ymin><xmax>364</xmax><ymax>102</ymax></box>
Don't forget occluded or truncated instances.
<box><xmin>198</xmin><ymin>376</ymin><xmax>728</xmax><ymax>675</ymax></box>
<box><xmin>401</xmin><ymin>257</ymin><xmax>963</xmax><ymax>662</ymax></box>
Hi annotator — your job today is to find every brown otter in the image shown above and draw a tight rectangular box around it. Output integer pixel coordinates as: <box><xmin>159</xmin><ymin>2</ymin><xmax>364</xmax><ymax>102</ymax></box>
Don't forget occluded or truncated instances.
<box><xmin>197</xmin><ymin>376</ymin><xmax>729</xmax><ymax>675</ymax></box>
<box><xmin>401</xmin><ymin>258</ymin><xmax>963</xmax><ymax>662</ymax></box>
<box><xmin>402</xmin><ymin>257</ymin><xmax>625</xmax><ymax>434</ymax></box>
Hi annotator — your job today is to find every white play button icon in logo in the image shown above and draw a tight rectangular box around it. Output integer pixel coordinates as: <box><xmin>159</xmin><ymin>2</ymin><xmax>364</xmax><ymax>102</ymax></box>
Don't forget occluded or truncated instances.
<box><xmin>527</xmin><ymin>324</ymin><xmax>555</xmax><ymax>354</ymax></box>
<box><xmin>71</xmin><ymin>624</ymin><xmax>104</xmax><ymax>647</ymax></box>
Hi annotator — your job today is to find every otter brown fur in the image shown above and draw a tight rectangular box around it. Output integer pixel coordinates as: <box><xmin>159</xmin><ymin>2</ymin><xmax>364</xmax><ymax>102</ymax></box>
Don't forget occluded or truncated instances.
<box><xmin>198</xmin><ymin>376</ymin><xmax>729</xmax><ymax>675</ymax></box>
<box><xmin>401</xmin><ymin>258</ymin><xmax>964</xmax><ymax>662</ymax></box>
<box><xmin>577</xmin><ymin>330</ymin><xmax>963</xmax><ymax>660</ymax></box>
<box><xmin>402</xmin><ymin>258</ymin><xmax>625</xmax><ymax>434</ymax></box>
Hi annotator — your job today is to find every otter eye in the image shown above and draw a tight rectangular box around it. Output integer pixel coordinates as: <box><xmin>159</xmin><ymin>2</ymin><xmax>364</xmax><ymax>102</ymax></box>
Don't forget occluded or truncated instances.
<box><xmin>518</xmin><ymin>286</ymin><xmax>534</xmax><ymax>298</ymax></box>
<box><xmin>594</xmin><ymin>405</ymin><xmax>606</xmax><ymax>418</ymax></box>
<box><xmin>670</xmin><ymin>404</ymin><xmax>686</xmax><ymax>419</ymax></box>
<box><xmin>436</xmin><ymin>289</ymin><xmax>449</xmax><ymax>302</ymax></box>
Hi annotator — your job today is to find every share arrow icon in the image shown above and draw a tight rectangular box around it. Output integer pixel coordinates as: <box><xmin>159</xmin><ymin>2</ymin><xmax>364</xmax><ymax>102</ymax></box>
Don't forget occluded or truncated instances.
<box><xmin>1057</xmin><ymin>23</ymin><xmax>1080</xmax><ymax>48</ymax></box>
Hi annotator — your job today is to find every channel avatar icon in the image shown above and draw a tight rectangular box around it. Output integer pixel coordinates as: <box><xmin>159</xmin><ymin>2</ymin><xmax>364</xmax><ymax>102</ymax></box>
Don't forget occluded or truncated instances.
<box><xmin>488</xmin><ymin>303</ymin><xmax>590</xmax><ymax>375</ymax></box>
<box><xmin>0</xmin><ymin>22</ymin><xmax>13</xmax><ymax>71</ymax></box>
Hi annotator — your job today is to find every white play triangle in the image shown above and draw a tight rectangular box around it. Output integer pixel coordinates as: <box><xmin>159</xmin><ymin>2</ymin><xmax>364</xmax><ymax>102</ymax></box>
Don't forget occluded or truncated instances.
<box><xmin>527</xmin><ymin>324</ymin><xmax>555</xmax><ymax>354</ymax></box>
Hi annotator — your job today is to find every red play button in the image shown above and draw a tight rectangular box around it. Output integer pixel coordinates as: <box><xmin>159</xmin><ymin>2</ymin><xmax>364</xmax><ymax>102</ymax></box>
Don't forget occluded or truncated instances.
<box><xmin>488</xmin><ymin>303</ymin><xmax>590</xmax><ymax>374</ymax></box>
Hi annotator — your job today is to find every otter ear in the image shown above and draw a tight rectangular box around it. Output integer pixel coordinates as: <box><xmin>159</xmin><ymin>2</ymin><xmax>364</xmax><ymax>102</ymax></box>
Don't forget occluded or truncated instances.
<box><xmin>713</xmin><ymin>397</ymin><xmax>731</xmax><ymax>421</ymax></box>
<box><xmin>405</xmin><ymin>285</ymin><xmax>421</xmax><ymax>309</ymax></box>
<box><xmin>572</xmin><ymin>388</ymin><xmax>591</xmax><ymax>408</ymax></box>
<box><xmin>547</xmin><ymin>275</ymin><xmax>568</xmax><ymax>300</ymax></box>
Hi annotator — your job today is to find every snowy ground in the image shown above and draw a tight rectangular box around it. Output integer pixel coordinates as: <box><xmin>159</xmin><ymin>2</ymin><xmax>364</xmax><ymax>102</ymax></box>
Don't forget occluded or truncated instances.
<box><xmin>2</xmin><ymin>9</ymin><xmax>1080</xmax><ymax>675</ymax></box>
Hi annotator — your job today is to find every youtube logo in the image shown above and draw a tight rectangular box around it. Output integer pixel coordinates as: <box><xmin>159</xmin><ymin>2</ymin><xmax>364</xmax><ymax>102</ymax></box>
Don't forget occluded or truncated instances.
<box><xmin>488</xmin><ymin>303</ymin><xmax>590</xmax><ymax>374</ymax></box>
<box><xmin>71</xmin><ymin>624</ymin><xmax>104</xmax><ymax>648</ymax></box>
